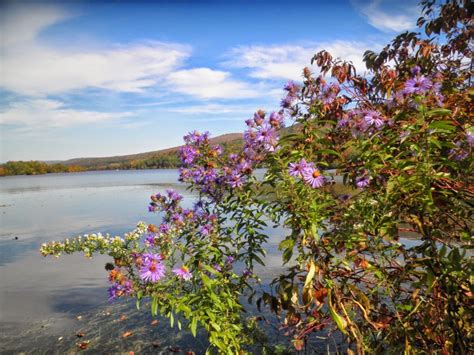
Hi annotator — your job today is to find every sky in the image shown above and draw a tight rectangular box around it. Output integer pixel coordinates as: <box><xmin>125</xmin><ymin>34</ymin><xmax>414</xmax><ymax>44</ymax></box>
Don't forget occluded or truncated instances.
<box><xmin>0</xmin><ymin>0</ymin><xmax>420</xmax><ymax>162</ymax></box>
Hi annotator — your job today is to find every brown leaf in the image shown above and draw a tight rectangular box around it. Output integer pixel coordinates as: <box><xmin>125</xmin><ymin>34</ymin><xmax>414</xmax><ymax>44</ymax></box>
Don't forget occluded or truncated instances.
<box><xmin>77</xmin><ymin>341</ymin><xmax>90</xmax><ymax>350</ymax></box>
<box><xmin>76</xmin><ymin>332</ymin><xmax>85</xmax><ymax>338</ymax></box>
<box><xmin>122</xmin><ymin>331</ymin><xmax>134</xmax><ymax>338</ymax></box>
<box><xmin>151</xmin><ymin>319</ymin><xmax>158</xmax><ymax>326</ymax></box>
<box><xmin>293</xmin><ymin>338</ymin><xmax>304</xmax><ymax>351</ymax></box>
<box><xmin>120</xmin><ymin>315</ymin><xmax>127</xmax><ymax>321</ymax></box>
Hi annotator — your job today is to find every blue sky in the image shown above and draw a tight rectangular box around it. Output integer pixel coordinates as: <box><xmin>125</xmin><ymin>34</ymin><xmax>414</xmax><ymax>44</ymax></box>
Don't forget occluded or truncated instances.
<box><xmin>0</xmin><ymin>0</ymin><xmax>420</xmax><ymax>162</ymax></box>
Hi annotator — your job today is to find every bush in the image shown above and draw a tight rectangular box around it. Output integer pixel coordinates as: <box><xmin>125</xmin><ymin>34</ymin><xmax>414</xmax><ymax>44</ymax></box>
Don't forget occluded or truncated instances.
<box><xmin>41</xmin><ymin>1</ymin><xmax>472</xmax><ymax>353</ymax></box>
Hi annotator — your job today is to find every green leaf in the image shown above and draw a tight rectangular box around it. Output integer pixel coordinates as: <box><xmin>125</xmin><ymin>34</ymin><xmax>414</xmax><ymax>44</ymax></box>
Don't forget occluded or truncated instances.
<box><xmin>190</xmin><ymin>317</ymin><xmax>198</xmax><ymax>337</ymax></box>
<box><xmin>328</xmin><ymin>289</ymin><xmax>348</xmax><ymax>335</ymax></box>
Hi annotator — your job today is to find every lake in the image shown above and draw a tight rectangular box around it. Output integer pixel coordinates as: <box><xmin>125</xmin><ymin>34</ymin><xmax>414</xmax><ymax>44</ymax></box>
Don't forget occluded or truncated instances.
<box><xmin>0</xmin><ymin>169</ymin><xmax>294</xmax><ymax>354</ymax></box>
<box><xmin>0</xmin><ymin>169</ymin><xmax>421</xmax><ymax>353</ymax></box>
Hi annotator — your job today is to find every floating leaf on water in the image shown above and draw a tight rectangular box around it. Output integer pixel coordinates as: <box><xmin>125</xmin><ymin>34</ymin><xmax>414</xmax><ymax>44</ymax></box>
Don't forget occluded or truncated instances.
<box><xmin>122</xmin><ymin>331</ymin><xmax>133</xmax><ymax>338</ymax></box>
<box><xmin>76</xmin><ymin>315</ymin><xmax>82</xmax><ymax>320</ymax></box>
<box><xmin>169</xmin><ymin>346</ymin><xmax>181</xmax><ymax>352</ymax></box>
<box><xmin>120</xmin><ymin>315</ymin><xmax>127</xmax><ymax>321</ymax></box>
<box><xmin>151</xmin><ymin>319</ymin><xmax>158</xmax><ymax>326</ymax></box>
<box><xmin>76</xmin><ymin>332</ymin><xmax>85</xmax><ymax>338</ymax></box>
<box><xmin>152</xmin><ymin>341</ymin><xmax>161</xmax><ymax>348</ymax></box>
<box><xmin>76</xmin><ymin>341</ymin><xmax>90</xmax><ymax>349</ymax></box>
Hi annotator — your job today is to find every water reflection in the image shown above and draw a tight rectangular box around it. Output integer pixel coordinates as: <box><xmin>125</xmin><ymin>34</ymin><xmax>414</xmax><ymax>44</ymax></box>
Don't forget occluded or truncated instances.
<box><xmin>0</xmin><ymin>169</ymin><xmax>417</xmax><ymax>353</ymax></box>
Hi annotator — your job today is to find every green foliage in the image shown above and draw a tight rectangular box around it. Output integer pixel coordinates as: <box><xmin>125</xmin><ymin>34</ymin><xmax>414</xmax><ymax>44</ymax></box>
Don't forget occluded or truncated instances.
<box><xmin>0</xmin><ymin>160</ymin><xmax>84</xmax><ymax>176</ymax></box>
<box><xmin>40</xmin><ymin>1</ymin><xmax>473</xmax><ymax>353</ymax></box>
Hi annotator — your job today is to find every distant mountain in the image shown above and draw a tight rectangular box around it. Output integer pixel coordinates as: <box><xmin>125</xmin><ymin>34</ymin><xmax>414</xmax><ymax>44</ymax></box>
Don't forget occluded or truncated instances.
<box><xmin>61</xmin><ymin>133</ymin><xmax>244</xmax><ymax>170</ymax></box>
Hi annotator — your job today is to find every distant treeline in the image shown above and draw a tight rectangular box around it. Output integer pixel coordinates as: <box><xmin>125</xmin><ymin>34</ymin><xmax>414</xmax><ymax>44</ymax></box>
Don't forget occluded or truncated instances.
<box><xmin>0</xmin><ymin>161</ymin><xmax>85</xmax><ymax>176</ymax></box>
<box><xmin>0</xmin><ymin>134</ymin><xmax>246</xmax><ymax>176</ymax></box>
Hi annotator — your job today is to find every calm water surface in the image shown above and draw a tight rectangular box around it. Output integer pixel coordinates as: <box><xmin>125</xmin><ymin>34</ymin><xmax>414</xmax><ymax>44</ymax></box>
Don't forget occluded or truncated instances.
<box><xmin>0</xmin><ymin>170</ymin><xmax>291</xmax><ymax>354</ymax></box>
<box><xmin>0</xmin><ymin>170</ymin><xmax>418</xmax><ymax>353</ymax></box>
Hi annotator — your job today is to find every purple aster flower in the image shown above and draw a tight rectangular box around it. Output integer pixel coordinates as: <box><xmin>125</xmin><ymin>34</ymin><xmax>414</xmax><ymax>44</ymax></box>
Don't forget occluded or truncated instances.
<box><xmin>269</xmin><ymin>111</ymin><xmax>284</xmax><ymax>128</ymax></box>
<box><xmin>302</xmin><ymin>167</ymin><xmax>325</xmax><ymax>188</ymax></box>
<box><xmin>200</xmin><ymin>223</ymin><xmax>213</xmax><ymax>236</ymax></box>
<box><xmin>450</xmin><ymin>142</ymin><xmax>469</xmax><ymax>161</ymax></box>
<box><xmin>281</xmin><ymin>95</ymin><xmax>295</xmax><ymax>108</ymax></box>
<box><xmin>108</xmin><ymin>281</ymin><xmax>133</xmax><ymax>301</ymax></box>
<box><xmin>363</xmin><ymin>110</ymin><xmax>384</xmax><ymax>129</ymax></box>
<box><xmin>256</xmin><ymin>125</ymin><xmax>277</xmax><ymax>144</ymax></box>
<box><xmin>242</xmin><ymin>268</ymin><xmax>253</xmax><ymax>277</ymax></box>
<box><xmin>227</xmin><ymin>171</ymin><xmax>244</xmax><ymax>188</ymax></box>
<box><xmin>213</xmin><ymin>264</ymin><xmax>222</xmax><ymax>272</ymax></box>
<box><xmin>179</xmin><ymin>145</ymin><xmax>198</xmax><ymax>165</ymax></box>
<box><xmin>253</xmin><ymin>111</ymin><xmax>265</xmax><ymax>126</ymax></box>
<box><xmin>411</xmin><ymin>66</ymin><xmax>421</xmax><ymax>76</ymax></box>
<box><xmin>166</xmin><ymin>189</ymin><xmax>183</xmax><ymax>202</ymax></box>
<box><xmin>139</xmin><ymin>256</ymin><xmax>165</xmax><ymax>283</ymax></box>
<box><xmin>466</xmin><ymin>132</ymin><xmax>474</xmax><ymax>147</ymax></box>
<box><xmin>172</xmin><ymin>266</ymin><xmax>192</xmax><ymax>280</ymax></box>
<box><xmin>145</xmin><ymin>232</ymin><xmax>158</xmax><ymax>246</ymax></box>
<box><xmin>355</xmin><ymin>175</ymin><xmax>370</xmax><ymax>189</ymax></box>
<box><xmin>159</xmin><ymin>223</ymin><xmax>170</xmax><ymax>234</ymax></box>
<box><xmin>284</xmin><ymin>81</ymin><xmax>299</xmax><ymax>94</ymax></box>
<box><xmin>108</xmin><ymin>282</ymin><xmax>122</xmax><ymax>301</ymax></box>
<box><xmin>337</xmin><ymin>118</ymin><xmax>349</xmax><ymax>128</ymax></box>
<box><xmin>226</xmin><ymin>255</ymin><xmax>235</xmax><ymax>264</ymax></box>
<box><xmin>148</xmin><ymin>205</ymin><xmax>157</xmax><ymax>212</ymax></box>
<box><xmin>245</xmin><ymin>118</ymin><xmax>256</xmax><ymax>128</ymax></box>
<box><xmin>403</xmin><ymin>76</ymin><xmax>433</xmax><ymax>95</ymax></box>
<box><xmin>288</xmin><ymin>158</ymin><xmax>311</xmax><ymax>178</ymax></box>
<box><xmin>171</xmin><ymin>213</ymin><xmax>184</xmax><ymax>225</ymax></box>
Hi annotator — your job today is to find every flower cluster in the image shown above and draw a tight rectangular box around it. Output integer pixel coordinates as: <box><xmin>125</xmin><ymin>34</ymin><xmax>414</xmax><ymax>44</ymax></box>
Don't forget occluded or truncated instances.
<box><xmin>288</xmin><ymin>158</ymin><xmax>326</xmax><ymax>188</ymax></box>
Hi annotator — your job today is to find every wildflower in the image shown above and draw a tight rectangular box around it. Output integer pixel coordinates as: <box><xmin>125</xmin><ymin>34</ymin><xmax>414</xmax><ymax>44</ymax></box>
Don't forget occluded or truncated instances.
<box><xmin>159</xmin><ymin>223</ymin><xmax>170</xmax><ymax>234</ymax></box>
<box><xmin>467</xmin><ymin>132</ymin><xmax>474</xmax><ymax>147</ymax></box>
<box><xmin>227</xmin><ymin>171</ymin><xmax>244</xmax><ymax>188</ymax></box>
<box><xmin>302</xmin><ymin>167</ymin><xmax>325</xmax><ymax>188</ymax></box>
<box><xmin>108</xmin><ymin>280</ymin><xmax>133</xmax><ymax>301</ymax></box>
<box><xmin>200</xmin><ymin>224</ymin><xmax>213</xmax><ymax>236</ymax></box>
<box><xmin>269</xmin><ymin>111</ymin><xmax>284</xmax><ymax>128</ymax></box>
<box><xmin>411</xmin><ymin>66</ymin><xmax>421</xmax><ymax>76</ymax></box>
<box><xmin>166</xmin><ymin>189</ymin><xmax>183</xmax><ymax>202</ymax></box>
<box><xmin>139</xmin><ymin>254</ymin><xmax>165</xmax><ymax>283</ymax></box>
<box><xmin>145</xmin><ymin>233</ymin><xmax>157</xmax><ymax>246</ymax></box>
<box><xmin>288</xmin><ymin>158</ymin><xmax>311</xmax><ymax>178</ymax></box>
<box><xmin>355</xmin><ymin>175</ymin><xmax>370</xmax><ymax>189</ymax></box>
<box><xmin>363</xmin><ymin>110</ymin><xmax>384</xmax><ymax>129</ymax></box>
<box><xmin>403</xmin><ymin>76</ymin><xmax>432</xmax><ymax>95</ymax></box>
<box><xmin>179</xmin><ymin>145</ymin><xmax>199</xmax><ymax>165</ymax></box>
<box><xmin>226</xmin><ymin>255</ymin><xmax>235</xmax><ymax>264</ymax></box>
<box><xmin>172</xmin><ymin>266</ymin><xmax>192</xmax><ymax>280</ymax></box>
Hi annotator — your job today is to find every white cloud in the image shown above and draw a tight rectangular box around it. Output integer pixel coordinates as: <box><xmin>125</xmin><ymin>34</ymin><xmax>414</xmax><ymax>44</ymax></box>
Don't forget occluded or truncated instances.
<box><xmin>166</xmin><ymin>68</ymin><xmax>261</xmax><ymax>99</ymax></box>
<box><xmin>2</xmin><ymin>42</ymin><xmax>191</xmax><ymax>96</ymax></box>
<box><xmin>1</xmin><ymin>4</ymin><xmax>70</xmax><ymax>46</ymax></box>
<box><xmin>225</xmin><ymin>41</ymin><xmax>379</xmax><ymax>80</ymax></box>
<box><xmin>1</xmin><ymin>5</ymin><xmax>191</xmax><ymax>96</ymax></box>
<box><xmin>355</xmin><ymin>0</ymin><xmax>417</xmax><ymax>33</ymax></box>
<box><xmin>0</xmin><ymin>99</ymin><xmax>132</xmax><ymax>127</ymax></box>
<box><xmin>168</xmin><ymin>103</ymin><xmax>258</xmax><ymax>115</ymax></box>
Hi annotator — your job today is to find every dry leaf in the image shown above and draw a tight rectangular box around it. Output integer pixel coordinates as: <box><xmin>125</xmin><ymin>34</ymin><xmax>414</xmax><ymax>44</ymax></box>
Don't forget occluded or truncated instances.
<box><xmin>76</xmin><ymin>315</ymin><xmax>82</xmax><ymax>320</ymax></box>
<box><xmin>77</xmin><ymin>341</ymin><xmax>90</xmax><ymax>349</ymax></box>
<box><xmin>76</xmin><ymin>332</ymin><xmax>85</xmax><ymax>338</ymax></box>
<box><xmin>120</xmin><ymin>315</ymin><xmax>127</xmax><ymax>321</ymax></box>
<box><xmin>122</xmin><ymin>331</ymin><xmax>134</xmax><ymax>338</ymax></box>
<box><xmin>151</xmin><ymin>320</ymin><xmax>158</xmax><ymax>326</ymax></box>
